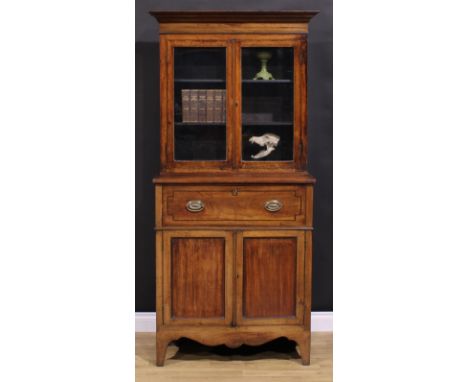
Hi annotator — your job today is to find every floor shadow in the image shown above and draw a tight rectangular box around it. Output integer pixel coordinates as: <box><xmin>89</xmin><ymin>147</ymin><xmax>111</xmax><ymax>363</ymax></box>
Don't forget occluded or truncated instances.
<box><xmin>169</xmin><ymin>337</ymin><xmax>300</xmax><ymax>362</ymax></box>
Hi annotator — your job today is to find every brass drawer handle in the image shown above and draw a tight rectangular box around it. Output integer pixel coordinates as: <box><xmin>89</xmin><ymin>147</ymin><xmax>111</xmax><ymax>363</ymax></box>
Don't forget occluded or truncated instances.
<box><xmin>186</xmin><ymin>200</ymin><xmax>204</xmax><ymax>213</ymax></box>
<box><xmin>264</xmin><ymin>199</ymin><xmax>283</xmax><ymax>212</ymax></box>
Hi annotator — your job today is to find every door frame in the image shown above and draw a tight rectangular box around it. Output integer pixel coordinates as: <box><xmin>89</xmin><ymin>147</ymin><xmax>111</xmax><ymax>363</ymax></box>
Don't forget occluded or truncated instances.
<box><xmin>235</xmin><ymin>230</ymin><xmax>305</xmax><ymax>326</ymax></box>
<box><xmin>162</xmin><ymin>230</ymin><xmax>234</xmax><ymax>326</ymax></box>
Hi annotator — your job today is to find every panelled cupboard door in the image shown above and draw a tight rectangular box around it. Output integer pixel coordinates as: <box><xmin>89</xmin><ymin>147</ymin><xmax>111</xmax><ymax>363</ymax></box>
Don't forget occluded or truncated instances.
<box><xmin>235</xmin><ymin>231</ymin><xmax>305</xmax><ymax>326</ymax></box>
<box><xmin>162</xmin><ymin>231</ymin><xmax>233</xmax><ymax>326</ymax></box>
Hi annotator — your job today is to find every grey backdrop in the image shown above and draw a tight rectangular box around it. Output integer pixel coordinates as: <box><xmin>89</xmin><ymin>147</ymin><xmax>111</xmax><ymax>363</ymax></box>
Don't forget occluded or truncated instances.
<box><xmin>136</xmin><ymin>0</ymin><xmax>333</xmax><ymax>311</ymax></box>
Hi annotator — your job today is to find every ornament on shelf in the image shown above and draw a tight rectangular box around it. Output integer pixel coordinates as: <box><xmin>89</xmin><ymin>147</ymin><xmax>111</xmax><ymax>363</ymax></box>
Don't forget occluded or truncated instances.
<box><xmin>253</xmin><ymin>51</ymin><xmax>274</xmax><ymax>80</ymax></box>
<box><xmin>249</xmin><ymin>133</ymin><xmax>280</xmax><ymax>159</ymax></box>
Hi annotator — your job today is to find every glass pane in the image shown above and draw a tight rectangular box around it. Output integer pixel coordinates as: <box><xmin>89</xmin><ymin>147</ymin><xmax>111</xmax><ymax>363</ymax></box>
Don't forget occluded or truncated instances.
<box><xmin>241</xmin><ymin>47</ymin><xmax>294</xmax><ymax>161</ymax></box>
<box><xmin>174</xmin><ymin>47</ymin><xmax>226</xmax><ymax>161</ymax></box>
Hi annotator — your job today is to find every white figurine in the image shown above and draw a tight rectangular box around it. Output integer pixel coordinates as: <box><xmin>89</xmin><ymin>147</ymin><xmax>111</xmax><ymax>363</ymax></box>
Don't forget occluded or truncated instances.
<box><xmin>249</xmin><ymin>133</ymin><xmax>280</xmax><ymax>159</ymax></box>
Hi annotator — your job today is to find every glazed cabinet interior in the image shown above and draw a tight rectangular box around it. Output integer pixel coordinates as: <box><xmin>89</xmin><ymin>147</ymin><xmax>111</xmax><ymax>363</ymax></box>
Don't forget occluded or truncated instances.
<box><xmin>151</xmin><ymin>11</ymin><xmax>318</xmax><ymax>367</ymax></box>
<box><xmin>160</xmin><ymin>34</ymin><xmax>308</xmax><ymax>171</ymax></box>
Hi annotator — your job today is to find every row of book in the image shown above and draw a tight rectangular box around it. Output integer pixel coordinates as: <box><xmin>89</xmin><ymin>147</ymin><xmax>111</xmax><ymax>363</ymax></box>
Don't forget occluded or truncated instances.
<box><xmin>181</xmin><ymin>89</ymin><xmax>226</xmax><ymax>123</ymax></box>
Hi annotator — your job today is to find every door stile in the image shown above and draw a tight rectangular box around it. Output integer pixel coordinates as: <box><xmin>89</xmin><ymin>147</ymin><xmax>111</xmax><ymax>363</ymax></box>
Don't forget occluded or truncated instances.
<box><xmin>294</xmin><ymin>37</ymin><xmax>308</xmax><ymax>170</ymax></box>
<box><xmin>235</xmin><ymin>232</ymin><xmax>244</xmax><ymax>326</ymax></box>
<box><xmin>231</xmin><ymin>230</ymin><xmax>238</xmax><ymax>326</ymax></box>
<box><xmin>232</xmin><ymin>39</ymin><xmax>242</xmax><ymax>169</ymax></box>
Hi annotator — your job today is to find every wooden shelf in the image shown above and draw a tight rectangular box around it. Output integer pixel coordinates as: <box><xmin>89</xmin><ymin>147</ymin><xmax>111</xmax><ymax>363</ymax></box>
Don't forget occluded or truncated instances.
<box><xmin>242</xmin><ymin>79</ymin><xmax>292</xmax><ymax>84</ymax></box>
<box><xmin>175</xmin><ymin>122</ymin><xmax>226</xmax><ymax>126</ymax></box>
<box><xmin>175</xmin><ymin>79</ymin><xmax>225</xmax><ymax>83</ymax></box>
<box><xmin>242</xmin><ymin>122</ymin><xmax>293</xmax><ymax>126</ymax></box>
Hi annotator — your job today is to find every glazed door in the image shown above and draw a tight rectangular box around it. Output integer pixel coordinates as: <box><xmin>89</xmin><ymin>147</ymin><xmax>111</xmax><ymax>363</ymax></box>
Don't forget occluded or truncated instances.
<box><xmin>162</xmin><ymin>36</ymin><xmax>234</xmax><ymax>171</ymax></box>
<box><xmin>235</xmin><ymin>230</ymin><xmax>305</xmax><ymax>326</ymax></box>
<box><xmin>162</xmin><ymin>231</ymin><xmax>233</xmax><ymax>325</ymax></box>
<box><xmin>234</xmin><ymin>36</ymin><xmax>307</xmax><ymax>170</ymax></box>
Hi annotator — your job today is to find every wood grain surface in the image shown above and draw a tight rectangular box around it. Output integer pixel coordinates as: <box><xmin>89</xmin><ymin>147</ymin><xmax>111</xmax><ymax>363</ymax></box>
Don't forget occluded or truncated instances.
<box><xmin>150</xmin><ymin>10</ymin><xmax>319</xmax><ymax>24</ymax></box>
<box><xmin>243</xmin><ymin>237</ymin><xmax>296</xmax><ymax>318</ymax></box>
<box><xmin>163</xmin><ymin>185</ymin><xmax>306</xmax><ymax>226</ymax></box>
<box><xmin>171</xmin><ymin>238</ymin><xmax>225</xmax><ymax>319</ymax></box>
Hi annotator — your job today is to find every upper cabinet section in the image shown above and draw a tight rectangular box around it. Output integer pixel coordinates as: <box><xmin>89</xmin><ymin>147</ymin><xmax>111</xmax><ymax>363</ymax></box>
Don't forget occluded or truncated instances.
<box><xmin>151</xmin><ymin>11</ymin><xmax>318</xmax><ymax>173</ymax></box>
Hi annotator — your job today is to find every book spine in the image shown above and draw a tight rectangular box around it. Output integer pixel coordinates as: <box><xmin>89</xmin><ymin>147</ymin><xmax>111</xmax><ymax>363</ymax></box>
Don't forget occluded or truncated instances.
<box><xmin>181</xmin><ymin>89</ymin><xmax>190</xmax><ymax>122</ymax></box>
<box><xmin>198</xmin><ymin>89</ymin><xmax>207</xmax><ymax>122</ymax></box>
<box><xmin>221</xmin><ymin>89</ymin><xmax>226</xmax><ymax>123</ymax></box>
<box><xmin>214</xmin><ymin>89</ymin><xmax>222</xmax><ymax>122</ymax></box>
<box><xmin>206</xmin><ymin>89</ymin><xmax>214</xmax><ymax>123</ymax></box>
<box><xmin>189</xmin><ymin>89</ymin><xmax>198</xmax><ymax>123</ymax></box>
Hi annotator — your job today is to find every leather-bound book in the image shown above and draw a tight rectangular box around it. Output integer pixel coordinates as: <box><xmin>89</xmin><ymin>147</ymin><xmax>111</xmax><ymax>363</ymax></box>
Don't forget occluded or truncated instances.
<box><xmin>206</xmin><ymin>89</ymin><xmax>215</xmax><ymax>122</ymax></box>
<box><xmin>214</xmin><ymin>89</ymin><xmax>223</xmax><ymax>122</ymax></box>
<box><xmin>198</xmin><ymin>89</ymin><xmax>207</xmax><ymax>122</ymax></box>
<box><xmin>221</xmin><ymin>89</ymin><xmax>226</xmax><ymax>122</ymax></box>
<box><xmin>181</xmin><ymin>89</ymin><xmax>190</xmax><ymax>122</ymax></box>
<box><xmin>189</xmin><ymin>89</ymin><xmax>199</xmax><ymax>122</ymax></box>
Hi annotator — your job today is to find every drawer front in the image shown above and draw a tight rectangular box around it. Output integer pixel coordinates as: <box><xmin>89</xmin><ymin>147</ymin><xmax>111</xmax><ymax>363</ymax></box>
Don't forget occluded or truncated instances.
<box><xmin>162</xmin><ymin>185</ymin><xmax>307</xmax><ymax>226</ymax></box>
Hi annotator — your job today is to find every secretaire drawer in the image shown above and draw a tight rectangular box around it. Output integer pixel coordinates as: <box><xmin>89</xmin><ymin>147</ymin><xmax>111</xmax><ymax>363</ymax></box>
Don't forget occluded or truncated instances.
<box><xmin>160</xmin><ymin>185</ymin><xmax>309</xmax><ymax>227</ymax></box>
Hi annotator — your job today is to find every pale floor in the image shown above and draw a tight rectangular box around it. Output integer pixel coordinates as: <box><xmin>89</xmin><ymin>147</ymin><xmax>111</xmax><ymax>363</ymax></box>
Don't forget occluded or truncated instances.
<box><xmin>136</xmin><ymin>332</ymin><xmax>333</xmax><ymax>382</ymax></box>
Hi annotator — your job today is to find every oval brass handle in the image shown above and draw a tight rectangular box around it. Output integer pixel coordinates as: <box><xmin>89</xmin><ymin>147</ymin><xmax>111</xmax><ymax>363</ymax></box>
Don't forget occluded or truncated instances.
<box><xmin>264</xmin><ymin>199</ymin><xmax>283</xmax><ymax>212</ymax></box>
<box><xmin>186</xmin><ymin>200</ymin><xmax>204</xmax><ymax>213</ymax></box>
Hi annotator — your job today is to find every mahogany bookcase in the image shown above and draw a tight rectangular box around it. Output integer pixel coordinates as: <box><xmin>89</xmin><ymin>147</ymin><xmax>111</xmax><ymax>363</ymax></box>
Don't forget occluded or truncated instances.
<box><xmin>150</xmin><ymin>10</ymin><xmax>319</xmax><ymax>366</ymax></box>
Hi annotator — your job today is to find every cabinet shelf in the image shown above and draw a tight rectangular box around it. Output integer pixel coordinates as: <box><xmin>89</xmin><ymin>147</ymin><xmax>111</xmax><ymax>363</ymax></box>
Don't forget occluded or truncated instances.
<box><xmin>176</xmin><ymin>122</ymin><xmax>292</xmax><ymax>126</ymax></box>
<box><xmin>175</xmin><ymin>122</ymin><xmax>226</xmax><ymax>126</ymax></box>
<box><xmin>175</xmin><ymin>78</ymin><xmax>226</xmax><ymax>83</ymax></box>
<box><xmin>242</xmin><ymin>79</ymin><xmax>292</xmax><ymax>84</ymax></box>
<box><xmin>242</xmin><ymin>122</ymin><xmax>293</xmax><ymax>126</ymax></box>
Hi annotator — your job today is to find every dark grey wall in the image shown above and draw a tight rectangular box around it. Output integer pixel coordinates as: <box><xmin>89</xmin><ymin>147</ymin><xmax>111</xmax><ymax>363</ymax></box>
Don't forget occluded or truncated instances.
<box><xmin>136</xmin><ymin>0</ymin><xmax>333</xmax><ymax>311</ymax></box>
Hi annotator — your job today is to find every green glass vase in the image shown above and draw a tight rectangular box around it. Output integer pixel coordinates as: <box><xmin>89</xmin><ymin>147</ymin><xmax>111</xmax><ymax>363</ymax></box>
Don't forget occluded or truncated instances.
<box><xmin>253</xmin><ymin>51</ymin><xmax>274</xmax><ymax>80</ymax></box>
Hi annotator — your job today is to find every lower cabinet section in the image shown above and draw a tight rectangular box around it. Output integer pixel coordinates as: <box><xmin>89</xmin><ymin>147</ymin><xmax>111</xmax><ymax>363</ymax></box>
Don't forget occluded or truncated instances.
<box><xmin>156</xmin><ymin>229</ymin><xmax>311</xmax><ymax>366</ymax></box>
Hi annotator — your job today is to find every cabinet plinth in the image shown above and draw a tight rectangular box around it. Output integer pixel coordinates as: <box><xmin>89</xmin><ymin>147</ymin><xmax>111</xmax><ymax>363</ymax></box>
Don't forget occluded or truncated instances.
<box><xmin>150</xmin><ymin>10</ymin><xmax>318</xmax><ymax>366</ymax></box>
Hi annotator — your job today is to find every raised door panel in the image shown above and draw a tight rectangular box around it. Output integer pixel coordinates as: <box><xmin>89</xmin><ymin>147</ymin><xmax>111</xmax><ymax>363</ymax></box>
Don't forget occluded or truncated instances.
<box><xmin>243</xmin><ymin>237</ymin><xmax>296</xmax><ymax>317</ymax></box>
<box><xmin>163</xmin><ymin>231</ymin><xmax>233</xmax><ymax>325</ymax></box>
<box><xmin>236</xmin><ymin>231</ymin><xmax>304</xmax><ymax>326</ymax></box>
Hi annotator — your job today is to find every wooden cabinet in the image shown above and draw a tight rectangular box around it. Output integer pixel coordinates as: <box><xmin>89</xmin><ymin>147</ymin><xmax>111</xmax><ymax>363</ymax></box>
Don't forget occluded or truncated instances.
<box><xmin>151</xmin><ymin>10</ymin><xmax>318</xmax><ymax>366</ymax></box>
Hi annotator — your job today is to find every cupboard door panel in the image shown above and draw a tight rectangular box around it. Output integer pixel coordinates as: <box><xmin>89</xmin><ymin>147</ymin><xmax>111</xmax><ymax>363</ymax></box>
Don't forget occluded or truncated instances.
<box><xmin>236</xmin><ymin>231</ymin><xmax>304</xmax><ymax>326</ymax></box>
<box><xmin>171</xmin><ymin>238</ymin><xmax>225</xmax><ymax>318</ymax></box>
<box><xmin>163</xmin><ymin>231</ymin><xmax>233</xmax><ymax>325</ymax></box>
<box><xmin>243</xmin><ymin>237</ymin><xmax>296</xmax><ymax>318</ymax></box>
